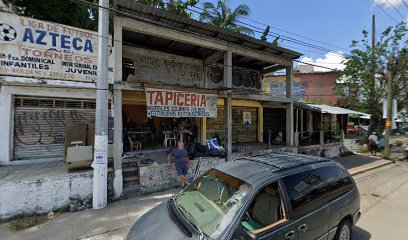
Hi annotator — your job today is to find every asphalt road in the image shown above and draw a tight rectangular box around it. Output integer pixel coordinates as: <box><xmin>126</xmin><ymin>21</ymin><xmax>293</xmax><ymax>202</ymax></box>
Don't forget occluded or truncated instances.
<box><xmin>77</xmin><ymin>161</ymin><xmax>408</xmax><ymax>240</ymax></box>
<box><xmin>352</xmin><ymin>161</ymin><xmax>408</xmax><ymax>239</ymax></box>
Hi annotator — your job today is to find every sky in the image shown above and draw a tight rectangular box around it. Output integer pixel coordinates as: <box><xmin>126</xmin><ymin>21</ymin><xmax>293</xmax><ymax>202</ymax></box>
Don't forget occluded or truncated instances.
<box><xmin>193</xmin><ymin>0</ymin><xmax>408</xmax><ymax>71</ymax></box>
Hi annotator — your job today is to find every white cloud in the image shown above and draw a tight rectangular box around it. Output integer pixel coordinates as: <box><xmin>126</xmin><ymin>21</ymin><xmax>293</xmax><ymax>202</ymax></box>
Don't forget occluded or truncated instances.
<box><xmin>298</xmin><ymin>52</ymin><xmax>346</xmax><ymax>72</ymax></box>
<box><xmin>372</xmin><ymin>0</ymin><xmax>404</xmax><ymax>7</ymax></box>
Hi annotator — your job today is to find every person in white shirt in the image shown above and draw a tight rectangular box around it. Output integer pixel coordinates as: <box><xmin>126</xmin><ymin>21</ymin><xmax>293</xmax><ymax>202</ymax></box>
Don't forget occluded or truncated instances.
<box><xmin>368</xmin><ymin>132</ymin><xmax>379</xmax><ymax>155</ymax></box>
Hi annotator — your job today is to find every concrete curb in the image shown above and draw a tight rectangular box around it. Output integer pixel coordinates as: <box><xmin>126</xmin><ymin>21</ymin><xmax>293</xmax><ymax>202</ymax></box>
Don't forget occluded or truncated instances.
<box><xmin>349</xmin><ymin>161</ymin><xmax>394</xmax><ymax>176</ymax></box>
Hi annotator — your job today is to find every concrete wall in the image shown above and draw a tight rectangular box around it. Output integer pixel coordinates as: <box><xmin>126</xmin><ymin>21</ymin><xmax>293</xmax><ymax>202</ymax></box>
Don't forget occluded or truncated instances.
<box><xmin>0</xmin><ymin>172</ymin><xmax>92</xmax><ymax>219</ymax></box>
<box><xmin>139</xmin><ymin>157</ymin><xmax>225</xmax><ymax>194</ymax></box>
<box><xmin>263</xmin><ymin>72</ymin><xmax>338</xmax><ymax>105</ymax></box>
<box><xmin>0</xmin><ymin>169</ymin><xmax>115</xmax><ymax>219</ymax></box>
<box><xmin>298</xmin><ymin>142</ymin><xmax>346</xmax><ymax>158</ymax></box>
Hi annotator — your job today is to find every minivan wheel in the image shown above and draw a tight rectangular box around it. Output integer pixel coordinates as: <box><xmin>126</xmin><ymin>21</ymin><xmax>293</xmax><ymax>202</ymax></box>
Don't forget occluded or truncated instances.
<box><xmin>334</xmin><ymin>220</ymin><xmax>352</xmax><ymax>240</ymax></box>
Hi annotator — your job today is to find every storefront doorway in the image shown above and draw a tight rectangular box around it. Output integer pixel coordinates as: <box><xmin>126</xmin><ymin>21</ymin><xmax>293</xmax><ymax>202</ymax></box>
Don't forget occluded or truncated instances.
<box><xmin>123</xmin><ymin>103</ymin><xmax>199</xmax><ymax>152</ymax></box>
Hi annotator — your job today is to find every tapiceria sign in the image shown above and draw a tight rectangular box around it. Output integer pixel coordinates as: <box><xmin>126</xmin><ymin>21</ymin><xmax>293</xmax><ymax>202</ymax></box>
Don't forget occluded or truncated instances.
<box><xmin>145</xmin><ymin>88</ymin><xmax>218</xmax><ymax>118</ymax></box>
<box><xmin>0</xmin><ymin>12</ymin><xmax>114</xmax><ymax>82</ymax></box>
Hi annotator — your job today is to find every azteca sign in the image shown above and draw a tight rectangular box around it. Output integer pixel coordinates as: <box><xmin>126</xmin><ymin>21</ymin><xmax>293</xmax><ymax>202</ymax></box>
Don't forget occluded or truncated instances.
<box><xmin>0</xmin><ymin>12</ymin><xmax>113</xmax><ymax>82</ymax></box>
<box><xmin>145</xmin><ymin>88</ymin><xmax>218</xmax><ymax>118</ymax></box>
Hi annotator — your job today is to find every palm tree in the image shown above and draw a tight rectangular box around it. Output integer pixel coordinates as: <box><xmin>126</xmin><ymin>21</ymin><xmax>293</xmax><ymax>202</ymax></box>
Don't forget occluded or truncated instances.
<box><xmin>199</xmin><ymin>0</ymin><xmax>254</xmax><ymax>36</ymax></box>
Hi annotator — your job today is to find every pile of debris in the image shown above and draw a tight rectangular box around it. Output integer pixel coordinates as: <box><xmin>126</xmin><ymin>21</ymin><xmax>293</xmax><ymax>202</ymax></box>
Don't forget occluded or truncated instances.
<box><xmin>69</xmin><ymin>194</ymin><xmax>92</xmax><ymax>212</ymax></box>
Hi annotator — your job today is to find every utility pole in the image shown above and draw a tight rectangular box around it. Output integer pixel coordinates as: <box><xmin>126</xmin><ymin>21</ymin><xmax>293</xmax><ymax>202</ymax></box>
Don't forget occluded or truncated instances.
<box><xmin>384</xmin><ymin>54</ymin><xmax>394</xmax><ymax>155</ymax></box>
<box><xmin>372</xmin><ymin>15</ymin><xmax>376</xmax><ymax>84</ymax></box>
<box><xmin>371</xmin><ymin>15</ymin><xmax>376</xmax><ymax>133</ymax></box>
<box><xmin>93</xmin><ymin>0</ymin><xmax>110</xmax><ymax>209</ymax></box>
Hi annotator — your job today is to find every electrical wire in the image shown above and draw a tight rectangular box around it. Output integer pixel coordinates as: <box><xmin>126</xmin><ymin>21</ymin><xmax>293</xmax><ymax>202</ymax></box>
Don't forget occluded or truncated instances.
<box><xmin>402</xmin><ymin>0</ymin><xmax>408</xmax><ymax>9</ymax></box>
<box><xmin>70</xmin><ymin>0</ymin><xmax>340</xmax><ymax>71</ymax></box>
<box><xmin>0</xmin><ymin>0</ymin><xmax>340</xmax><ymax>71</ymax></box>
<box><xmin>370</xmin><ymin>0</ymin><xmax>400</xmax><ymax>23</ymax></box>
<box><xmin>385</xmin><ymin>0</ymin><xmax>407</xmax><ymax>20</ymax></box>
<box><xmin>190</xmin><ymin>4</ymin><xmax>349</xmax><ymax>57</ymax></box>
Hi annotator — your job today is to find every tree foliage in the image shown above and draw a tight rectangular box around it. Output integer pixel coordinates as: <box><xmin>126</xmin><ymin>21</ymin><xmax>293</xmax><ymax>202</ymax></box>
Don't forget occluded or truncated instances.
<box><xmin>260</xmin><ymin>25</ymin><xmax>280</xmax><ymax>46</ymax></box>
<box><xmin>199</xmin><ymin>0</ymin><xmax>254</xmax><ymax>36</ymax></box>
<box><xmin>260</xmin><ymin>25</ymin><xmax>269</xmax><ymax>41</ymax></box>
<box><xmin>4</xmin><ymin>0</ymin><xmax>98</xmax><ymax>30</ymax></box>
<box><xmin>338</xmin><ymin>22</ymin><xmax>408</xmax><ymax>132</ymax></box>
<box><xmin>135</xmin><ymin>0</ymin><xmax>198</xmax><ymax>18</ymax></box>
<box><xmin>4</xmin><ymin>0</ymin><xmax>198</xmax><ymax>32</ymax></box>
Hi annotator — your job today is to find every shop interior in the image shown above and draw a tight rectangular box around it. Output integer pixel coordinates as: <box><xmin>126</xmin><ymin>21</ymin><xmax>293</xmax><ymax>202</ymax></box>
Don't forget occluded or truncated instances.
<box><xmin>122</xmin><ymin>104</ymin><xmax>199</xmax><ymax>153</ymax></box>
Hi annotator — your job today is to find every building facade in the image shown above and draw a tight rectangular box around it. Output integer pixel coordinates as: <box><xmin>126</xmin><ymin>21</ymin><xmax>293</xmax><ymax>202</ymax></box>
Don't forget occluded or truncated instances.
<box><xmin>0</xmin><ymin>2</ymin><xmax>302</xmax><ymax>218</ymax></box>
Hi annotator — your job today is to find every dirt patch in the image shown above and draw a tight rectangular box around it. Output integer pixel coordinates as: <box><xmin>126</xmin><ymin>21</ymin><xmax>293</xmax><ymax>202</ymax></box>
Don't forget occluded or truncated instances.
<box><xmin>8</xmin><ymin>215</ymin><xmax>48</xmax><ymax>232</ymax></box>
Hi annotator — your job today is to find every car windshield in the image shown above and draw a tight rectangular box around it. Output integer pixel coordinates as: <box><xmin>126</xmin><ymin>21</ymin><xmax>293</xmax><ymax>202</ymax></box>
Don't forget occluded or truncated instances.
<box><xmin>175</xmin><ymin>169</ymin><xmax>252</xmax><ymax>239</ymax></box>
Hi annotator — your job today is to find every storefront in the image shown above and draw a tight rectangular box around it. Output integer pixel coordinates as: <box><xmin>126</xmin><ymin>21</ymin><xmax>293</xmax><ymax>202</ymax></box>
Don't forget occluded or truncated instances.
<box><xmin>13</xmin><ymin>96</ymin><xmax>97</xmax><ymax>160</ymax></box>
<box><xmin>122</xmin><ymin>89</ymin><xmax>217</xmax><ymax>154</ymax></box>
<box><xmin>206</xmin><ymin>99</ymin><xmax>263</xmax><ymax>145</ymax></box>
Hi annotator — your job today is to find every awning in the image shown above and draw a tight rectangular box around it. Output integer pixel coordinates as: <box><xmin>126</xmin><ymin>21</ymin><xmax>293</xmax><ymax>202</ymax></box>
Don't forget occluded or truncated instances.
<box><xmin>295</xmin><ymin>103</ymin><xmax>371</xmax><ymax>118</ymax></box>
<box><xmin>293</xmin><ymin>102</ymin><xmax>321</xmax><ymax>111</ymax></box>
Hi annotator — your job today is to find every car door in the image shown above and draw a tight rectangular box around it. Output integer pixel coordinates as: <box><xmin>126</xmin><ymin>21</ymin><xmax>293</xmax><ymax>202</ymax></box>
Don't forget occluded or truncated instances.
<box><xmin>230</xmin><ymin>181</ymin><xmax>298</xmax><ymax>240</ymax></box>
<box><xmin>281</xmin><ymin>169</ymin><xmax>330</xmax><ymax>240</ymax></box>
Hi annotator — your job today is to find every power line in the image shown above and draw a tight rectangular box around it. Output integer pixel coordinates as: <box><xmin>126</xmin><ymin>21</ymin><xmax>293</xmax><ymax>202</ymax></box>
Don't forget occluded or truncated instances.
<box><xmin>70</xmin><ymin>0</ymin><xmax>339</xmax><ymax>71</ymax></box>
<box><xmin>371</xmin><ymin>0</ymin><xmax>400</xmax><ymax>23</ymax></box>
<box><xmin>190</xmin><ymin>5</ymin><xmax>349</xmax><ymax>57</ymax></box>
<box><xmin>402</xmin><ymin>0</ymin><xmax>408</xmax><ymax>9</ymax></box>
<box><xmin>195</xmin><ymin>2</ymin><xmax>351</xmax><ymax>53</ymax></box>
<box><xmin>385</xmin><ymin>0</ymin><xmax>406</xmax><ymax>20</ymax></box>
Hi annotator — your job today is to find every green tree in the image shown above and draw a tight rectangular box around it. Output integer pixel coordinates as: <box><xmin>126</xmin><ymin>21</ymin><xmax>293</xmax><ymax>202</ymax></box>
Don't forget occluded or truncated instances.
<box><xmin>4</xmin><ymin>0</ymin><xmax>198</xmax><ymax>32</ymax></box>
<box><xmin>135</xmin><ymin>0</ymin><xmax>198</xmax><ymax>18</ymax></box>
<box><xmin>260</xmin><ymin>25</ymin><xmax>270</xmax><ymax>41</ymax></box>
<box><xmin>338</xmin><ymin>22</ymin><xmax>408</xmax><ymax>132</ymax></box>
<box><xmin>4</xmin><ymin>0</ymin><xmax>98</xmax><ymax>30</ymax></box>
<box><xmin>260</xmin><ymin>25</ymin><xmax>280</xmax><ymax>46</ymax></box>
<box><xmin>199</xmin><ymin>0</ymin><xmax>254</xmax><ymax>36</ymax></box>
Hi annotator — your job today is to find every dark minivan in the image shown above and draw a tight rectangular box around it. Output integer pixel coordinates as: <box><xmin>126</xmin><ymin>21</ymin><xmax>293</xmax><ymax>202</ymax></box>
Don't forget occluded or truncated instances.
<box><xmin>126</xmin><ymin>153</ymin><xmax>361</xmax><ymax>240</ymax></box>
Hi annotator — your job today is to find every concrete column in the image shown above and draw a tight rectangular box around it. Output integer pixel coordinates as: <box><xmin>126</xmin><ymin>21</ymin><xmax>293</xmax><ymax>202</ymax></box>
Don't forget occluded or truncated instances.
<box><xmin>286</xmin><ymin>65</ymin><xmax>293</xmax><ymax>99</ymax></box>
<box><xmin>112</xmin><ymin>16</ymin><xmax>123</xmax><ymax>199</ymax></box>
<box><xmin>0</xmin><ymin>87</ymin><xmax>12</xmax><ymax>164</ymax></box>
<box><xmin>224</xmin><ymin>94</ymin><xmax>232</xmax><ymax>161</ymax></box>
<box><xmin>224</xmin><ymin>50</ymin><xmax>232</xmax><ymax>161</ymax></box>
<box><xmin>258</xmin><ymin>106</ymin><xmax>263</xmax><ymax>143</ymax></box>
<box><xmin>285</xmin><ymin>65</ymin><xmax>294</xmax><ymax>147</ymax></box>
<box><xmin>286</xmin><ymin>103</ymin><xmax>294</xmax><ymax>147</ymax></box>
<box><xmin>201</xmin><ymin>117</ymin><xmax>207</xmax><ymax>144</ymax></box>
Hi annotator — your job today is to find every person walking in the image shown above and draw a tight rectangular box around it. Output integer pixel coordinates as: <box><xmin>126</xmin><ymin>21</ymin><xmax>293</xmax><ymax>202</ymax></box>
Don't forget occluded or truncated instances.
<box><xmin>368</xmin><ymin>132</ymin><xmax>379</xmax><ymax>156</ymax></box>
<box><xmin>168</xmin><ymin>141</ymin><xmax>190</xmax><ymax>188</ymax></box>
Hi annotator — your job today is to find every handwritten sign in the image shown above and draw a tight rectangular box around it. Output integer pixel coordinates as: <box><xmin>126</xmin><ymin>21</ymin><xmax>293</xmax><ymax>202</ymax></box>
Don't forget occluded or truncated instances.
<box><xmin>145</xmin><ymin>88</ymin><xmax>218</xmax><ymax>118</ymax></box>
<box><xmin>0</xmin><ymin>12</ymin><xmax>114</xmax><ymax>82</ymax></box>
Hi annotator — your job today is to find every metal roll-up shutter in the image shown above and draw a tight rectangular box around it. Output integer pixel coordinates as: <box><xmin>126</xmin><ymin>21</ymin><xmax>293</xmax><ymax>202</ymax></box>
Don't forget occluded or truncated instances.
<box><xmin>13</xmin><ymin>97</ymin><xmax>96</xmax><ymax>160</ymax></box>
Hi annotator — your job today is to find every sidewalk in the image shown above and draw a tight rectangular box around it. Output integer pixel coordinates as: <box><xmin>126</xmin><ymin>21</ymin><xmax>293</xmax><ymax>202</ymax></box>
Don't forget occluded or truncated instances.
<box><xmin>0</xmin><ymin>189</ymin><xmax>178</xmax><ymax>240</ymax></box>
<box><xmin>0</xmin><ymin>154</ymin><xmax>393</xmax><ymax>240</ymax></box>
<box><xmin>335</xmin><ymin>154</ymin><xmax>393</xmax><ymax>176</ymax></box>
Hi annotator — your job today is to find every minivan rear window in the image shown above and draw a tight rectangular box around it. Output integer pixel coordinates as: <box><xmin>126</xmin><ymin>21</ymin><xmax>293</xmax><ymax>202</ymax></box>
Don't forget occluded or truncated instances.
<box><xmin>282</xmin><ymin>169</ymin><xmax>323</xmax><ymax>218</ymax></box>
<box><xmin>282</xmin><ymin>165</ymin><xmax>353</xmax><ymax>218</ymax></box>
<box><xmin>317</xmin><ymin>166</ymin><xmax>353</xmax><ymax>202</ymax></box>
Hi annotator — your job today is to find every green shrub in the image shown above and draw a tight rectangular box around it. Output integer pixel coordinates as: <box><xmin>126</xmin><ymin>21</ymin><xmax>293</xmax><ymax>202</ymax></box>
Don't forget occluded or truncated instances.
<box><xmin>357</xmin><ymin>147</ymin><xmax>369</xmax><ymax>153</ymax></box>
<box><xmin>380</xmin><ymin>151</ymin><xmax>395</xmax><ymax>161</ymax></box>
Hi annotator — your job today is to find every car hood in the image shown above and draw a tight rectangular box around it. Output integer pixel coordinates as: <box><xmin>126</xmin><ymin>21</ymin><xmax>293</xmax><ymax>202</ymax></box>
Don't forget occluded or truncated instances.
<box><xmin>126</xmin><ymin>201</ymin><xmax>189</xmax><ymax>240</ymax></box>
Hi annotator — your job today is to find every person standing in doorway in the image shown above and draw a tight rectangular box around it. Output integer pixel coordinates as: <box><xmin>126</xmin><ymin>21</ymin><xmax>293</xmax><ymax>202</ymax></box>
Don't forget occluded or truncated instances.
<box><xmin>168</xmin><ymin>141</ymin><xmax>190</xmax><ymax>188</ymax></box>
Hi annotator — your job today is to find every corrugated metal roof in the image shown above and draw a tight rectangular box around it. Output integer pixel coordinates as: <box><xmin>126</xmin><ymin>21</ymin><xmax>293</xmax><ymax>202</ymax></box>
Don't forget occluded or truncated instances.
<box><xmin>295</xmin><ymin>103</ymin><xmax>371</xmax><ymax>118</ymax></box>
<box><xmin>116</xmin><ymin>0</ymin><xmax>302</xmax><ymax>70</ymax></box>
<box><xmin>308</xmin><ymin>104</ymin><xmax>371</xmax><ymax>117</ymax></box>
<box><xmin>294</xmin><ymin>102</ymin><xmax>321</xmax><ymax>111</ymax></box>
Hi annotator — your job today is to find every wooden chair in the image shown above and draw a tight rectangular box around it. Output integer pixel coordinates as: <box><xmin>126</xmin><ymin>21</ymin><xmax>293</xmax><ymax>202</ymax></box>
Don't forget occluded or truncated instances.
<box><xmin>128</xmin><ymin>136</ymin><xmax>142</xmax><ymax>151</ymax></box>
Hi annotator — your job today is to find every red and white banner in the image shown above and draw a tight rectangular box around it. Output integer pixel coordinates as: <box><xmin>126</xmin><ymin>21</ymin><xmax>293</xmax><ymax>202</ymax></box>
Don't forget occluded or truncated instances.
<box><xmin>145</xmin><ymin>88</ymin><xmax>218</xmax><ymax>118</ymax></box>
